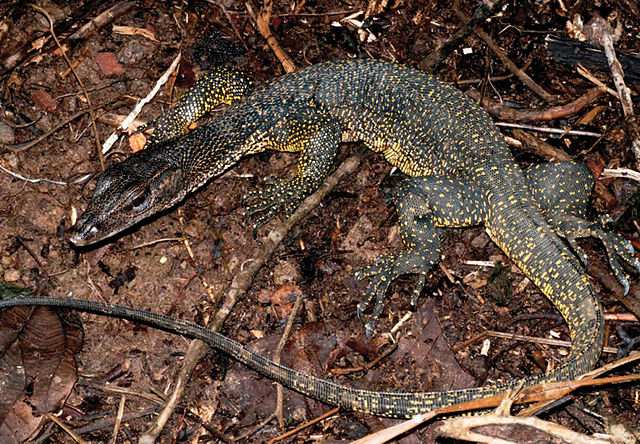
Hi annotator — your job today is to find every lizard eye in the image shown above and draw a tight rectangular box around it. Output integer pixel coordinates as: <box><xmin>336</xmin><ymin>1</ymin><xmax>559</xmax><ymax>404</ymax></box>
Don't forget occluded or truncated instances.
<box><xmin>130</xmin><ymin>189</ymin><xmax>150</xmax><ymax>211</ymax></box>
<box><xmin>132</xmin><ymin>194</ymin><xmax>146</xmax><ymax>208</ymax></box>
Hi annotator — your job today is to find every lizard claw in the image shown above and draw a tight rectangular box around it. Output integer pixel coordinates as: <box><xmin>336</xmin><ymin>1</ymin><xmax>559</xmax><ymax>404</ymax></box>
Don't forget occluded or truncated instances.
<box><xmin>364</xmin><ymin>321</ymin><xmax>376</xmax><ymax>338</ymax></box>
<box><xmin>356</xmin><ymin>301</ymin><xmax>367</xmax><ymax>322</ymax></box>
<box><xmin>354</xmin><ymin>250</ymin><xmax>437</xmax><ymax>334</ymax></box>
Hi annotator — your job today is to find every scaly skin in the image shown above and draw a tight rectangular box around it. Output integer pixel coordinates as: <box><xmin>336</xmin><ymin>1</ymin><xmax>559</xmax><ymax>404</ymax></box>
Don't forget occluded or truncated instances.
<box><xmin>52</xmin><ymin>59</ymin><xmax>637</xmax><ymax>417</ymax></box>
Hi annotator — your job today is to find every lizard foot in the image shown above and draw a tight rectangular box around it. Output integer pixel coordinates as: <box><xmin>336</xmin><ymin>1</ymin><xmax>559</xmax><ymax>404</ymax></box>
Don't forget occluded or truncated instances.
<box><xmin>243</xmin><ymin>177</ymin><xmax>312</xmax><ymax>234</ymax></box>
<box><xmin>562</xmin><ymin>215</ymin><xmax>639</xmax><ymax>295</ymax></box>
<box><xmin>354</xmin><ymin>250</ymin><xmax>435</xmax><ymax>336</ymax></box>
<box><xmin>591</xmin><ymin>215</ymin><xmax>639</xmax><ymax>295</ymax></box>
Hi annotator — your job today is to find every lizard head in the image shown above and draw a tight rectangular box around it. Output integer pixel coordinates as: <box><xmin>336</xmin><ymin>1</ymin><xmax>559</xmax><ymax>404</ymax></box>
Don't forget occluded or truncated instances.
<box><xmin>70</xmin><ymin>146</ymin><xmax>187</xmax><ymax>246</ymax></box>
<box><xmin>70</xmin><ymin>118</ymin><xmax>253</xmax><ymax>246</ymax></box>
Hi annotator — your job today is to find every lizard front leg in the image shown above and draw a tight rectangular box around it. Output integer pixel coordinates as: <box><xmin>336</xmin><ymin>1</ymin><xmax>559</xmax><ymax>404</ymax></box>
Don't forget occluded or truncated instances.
<box><xmin>243</xmin><ymin>107</ymin><xmax>341</xmax><ymax>232</ymax></box>
<box><xmin>136</xmin><ymin>65</ymin><xmax>253</xmax><ymax>146</ymax></box>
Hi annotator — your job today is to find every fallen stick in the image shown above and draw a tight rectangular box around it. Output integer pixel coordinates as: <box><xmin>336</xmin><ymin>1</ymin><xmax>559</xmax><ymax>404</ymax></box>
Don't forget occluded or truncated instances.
<box><xmin>101</xmin><ymin>53</ymin><xmax>182</xmax><ymax>155</ymax></box>
<box><xmin>583</xmin><ymin>15</ymin><xmax>640</xmax><ymax>167</ymax></box>
<box><xmin>468</xmin><ymin>87</ymin><xmax>605</xmax><ymax>123</ymax></box>
<box><xmin>246</xmin><ymin>0</ymin><xmax>296</xmax><ymax>73</ymax></box>
<box><xmin>496</xmin><ymin>122</ymin><xmax>600</xmax><ymax>138</ymax></box>
<box><xmin>452</xmin><ymin>5</ymin><xmax>554</xmax><ymax>103</ymax></box>
<box><xmin>419</xmin><ymin>0</ymin><xmax>506</xmax><ymax>72</ymax></box>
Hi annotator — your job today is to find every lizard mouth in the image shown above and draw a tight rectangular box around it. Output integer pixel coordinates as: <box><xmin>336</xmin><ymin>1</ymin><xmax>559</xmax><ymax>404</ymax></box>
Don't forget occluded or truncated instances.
<box><xmin>69</xmin><ymin>223</ymin><xmax>103</xmax><ymax>246</ymax></box>
<box><xmin>69</xmin><ymin>213</ymin><xmax>114</xmax><ymax>246</ymax></box>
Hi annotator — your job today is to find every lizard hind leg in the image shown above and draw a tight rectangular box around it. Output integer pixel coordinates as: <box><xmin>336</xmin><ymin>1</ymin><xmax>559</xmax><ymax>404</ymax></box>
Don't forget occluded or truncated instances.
<box><xmin>355</xmin><ymin>176</ymin><xmax>487</xmax><ymax>335</ymax></box>
<box><xmin>525</xmin><ymin>162</ymin><xmax>640</xmax><ymax>294</ymax></box>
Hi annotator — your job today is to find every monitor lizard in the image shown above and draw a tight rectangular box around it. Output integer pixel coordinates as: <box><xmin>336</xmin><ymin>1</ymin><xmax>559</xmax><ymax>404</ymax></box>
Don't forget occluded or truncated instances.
<box><xmin>3</xmin><ymin>59</ymin><xmax>637</xmax><ymax>418</ymax></box>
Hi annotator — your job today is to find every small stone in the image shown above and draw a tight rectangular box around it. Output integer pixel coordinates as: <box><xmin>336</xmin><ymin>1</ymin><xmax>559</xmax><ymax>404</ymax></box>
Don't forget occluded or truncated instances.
<box><xmin>0</xmin><ymin>121</ymin><xmax>15</xmax><ymax>145</ymax></box>
<box><xmin>4</xmin><ymin>269</ymin><xmax>20</xmax><ymax>282</ymax></box>
<box><xmin>4</xmin><ymin>152</ymin><xmax>18</xmax><ymax>168</ymax></box>
<box><xmin>30</xmin><ymin>89</ymin><xmax>56</xmax><ymax>112</ymax></box>
<box><xmin>117</xmin><ymin>38</ymin><xmax>153</xmax><ymax>65</ymax></box>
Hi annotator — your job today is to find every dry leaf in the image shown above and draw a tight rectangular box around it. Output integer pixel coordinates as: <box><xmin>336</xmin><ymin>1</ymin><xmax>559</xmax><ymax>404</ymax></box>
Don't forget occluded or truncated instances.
<box><xmin>129</xmin><ymin>132</ymin><xmax>147</xmax><ymax>152</ymax></box>
<box><xmin>0</xmin><ymin>299</ymin><xmax>83</xmax><ymax>442</ymax></box>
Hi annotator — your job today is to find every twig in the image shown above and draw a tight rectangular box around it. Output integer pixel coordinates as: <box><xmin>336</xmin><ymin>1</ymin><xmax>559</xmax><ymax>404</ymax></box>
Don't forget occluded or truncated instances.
<box><xmin>67</xmin><ymin>1</ymin><xmax>136</xmax><ymax>40</ymax></box>
<box><xmin>236</xmin><ymin>293</ymin><xmax>306</xmax><ymax>440</ymax></box>
<box><xmin>496</xmin><ymin>122</ymin><xmax>600</xmax><ymax>137</ymax></box>
<box><xmin>226</xmin><ymin>8</ymin><xmax>363</xmax><ymax>17</ymax></box>
<box><xmin>46</xmin><ymin>413</ymin><xmax>89</xmax><ymax>444</ymax></box>
<box><xmin>87</xmin><ymin>383</ymin><xmax>166</xmax><ymax>405</ymax></box>
<box><xmin>601</xmin><ymin>167</ymin><xmax>640</xmax><ymax>183</ymax></box>
<box><xmin>485</xmin><ymin>330</ymin><xmax>617</xmax><ymax>354</ymax></box>
<box><xmin>11</xmin><ymin>99</ymin><xmax>122</xmax><ymax>152</ymax></box>
<box><xmin>129</xmin><ymin>237</ymin><xmax>183</xmax><ymax>250</ymax></box>
<box><xmin>420</xmin><ymin>0</ymin><xmax>505</xmax><ymax>72</ymax></box>
<box><xmin>468</xmin><ymin>87</ymin><xmax>605</xmax><ymax>123</ymax></box>
<box><xmin>268</xmin><ymin>408</ymin><xmax>339</xmax><ymax>443</ymax></box>
<box><xmin>330</xmin><ymin>340</ymin><xmax>399</xmax><ymax>375</ymax></box>
<box><xmin>29</xmin><ymin>3</ymin><xmax>104</xmax><ymax>171</ymax></box>
<box><xmin>453</xmin><ymin>330</ymin><xmax>617</xmax><ymax>355</ymax></box>
<box><xmin>604</xmin><ymin>312</ymin><xmax>638</xmax><ymax>322</ymax></box>
<box><xmin>438</xmin><ymin>412</ymin><xmax>611</xmax><ymax>443</ymax></box>
<box><xmin>584</xmin><ymin>15</ymin><xmax>640</xmax><ymax>167</ymax></box>
<box><xmin>138</xmin><ymin>154</ymin><xmax>363</xmax><ymax>443</ymax></box>
<box><xmin>457</xmin><ymin>59</ymin><xmax>531</xmax><ymax>84</ymax></box>
<box><xmin>208</xmin><ymin>0</ymin><xmax>250</xmax><ymax>53</ymax></box>
<box><xmin>110</xmin><ymin>395</ymin><xmax>126</xmax><ymax>444</ymax></box>
<box><xmin>101</xmin><ymin>53</ymin><xmax>182</xmax><ymax>155</ymax></box>
<box><xmin>576</xmin><ymin>64</ymin><xmax>619</xmax><ymax>98</ymax></box>
<box><xmin>246</xmin><ymin>0</ymin><xmax>296</xmax><ymax>73</ymax></box>
<box><xmin>274</xmin><ymin>295</ymin><xmax>304</xmax><ymax>428</ymax></box>
<box><xmin>0</xmin><ymin>163</ymin><xmax>91</xmax><ymax>186</ymax></box>
<box><xmin>452</xmin><ymin>4</ymin><xmax>554</xmax><ymax>102</ymax></box>
<box><xmin>511</xmin><ymin>129</ymin><xmax>572</xmax><ymax>161</ymax></box>
<box><xmin>84</xmin><ymin>408</ymin><xmax>159</xmax><ymax>435</ymax></box>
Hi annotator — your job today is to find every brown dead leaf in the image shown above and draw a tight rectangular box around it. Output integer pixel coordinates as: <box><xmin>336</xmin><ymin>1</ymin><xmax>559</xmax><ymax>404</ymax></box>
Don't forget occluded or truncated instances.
<box><xmin>30</xmin><ymin>36</ymin><xmax>48</xmax><ymax>51</ymax></box>
<box><xmin>0</xmin><ymin>304</ymin><xmax>83</xmax><ymax>442</ymax></box>
<box><xmin>129</xmin><ymin>132</ymin><xmax>147</xmax><ymax>152</ymax></box>
<box><xmin>30</xmin><ymin>89</ymin><xmax>56</xmax><ymax>113</ymax></box>
<box><xmin>269</xmin><ymin>282</ymin><xmax>303</xmax><ymax>319</ymax></box>
<box><xmin>112</xmin><ymin>25</ymin><xmax>158</xmax><ymax>42</ymax></box>
<box><xmin>94</xmin><ymin>52</ymin><xmax>125</xmax><ymax>76</ymax></box>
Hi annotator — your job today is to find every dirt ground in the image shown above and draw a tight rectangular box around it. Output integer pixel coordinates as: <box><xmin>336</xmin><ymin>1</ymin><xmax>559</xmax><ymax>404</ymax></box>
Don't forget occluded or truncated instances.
<box><xmin>1</xmin><ymin>0</ymin><xmax>639</xmax><ymax>442</ymax></box>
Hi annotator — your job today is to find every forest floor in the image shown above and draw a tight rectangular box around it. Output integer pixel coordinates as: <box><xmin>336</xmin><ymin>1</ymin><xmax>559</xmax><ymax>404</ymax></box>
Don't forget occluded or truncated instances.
<box><xmin>0</xmin><ymin>0</ymin><xmax>639</xmax><ymax>442</ymax></box>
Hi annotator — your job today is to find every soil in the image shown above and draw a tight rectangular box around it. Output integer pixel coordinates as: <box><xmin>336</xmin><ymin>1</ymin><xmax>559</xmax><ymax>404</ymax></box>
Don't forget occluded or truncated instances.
<box><xmin>0</xmin><ymin>0</ymin><xmax>639</xmax><ymax>442</ymax></box>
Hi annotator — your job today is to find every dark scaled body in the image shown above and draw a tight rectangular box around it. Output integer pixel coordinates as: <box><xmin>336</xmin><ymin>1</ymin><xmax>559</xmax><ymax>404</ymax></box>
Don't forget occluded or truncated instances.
<box><xmin>58</xmin><ymin>59</ymin><xmax>639</xmax><ymax>417</ymax></box>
